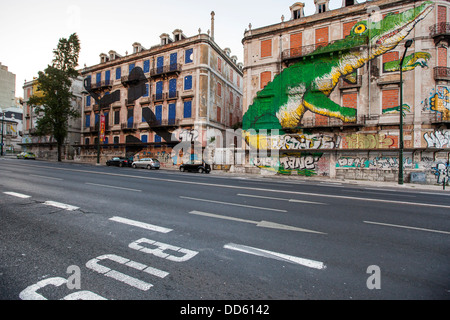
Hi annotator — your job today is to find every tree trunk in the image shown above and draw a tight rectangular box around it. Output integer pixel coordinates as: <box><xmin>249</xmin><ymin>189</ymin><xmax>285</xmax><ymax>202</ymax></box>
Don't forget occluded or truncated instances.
<box><xmin>57</xmin><ymin>142</ymin><xmax>62</xmax><ymax>162</ymax></box>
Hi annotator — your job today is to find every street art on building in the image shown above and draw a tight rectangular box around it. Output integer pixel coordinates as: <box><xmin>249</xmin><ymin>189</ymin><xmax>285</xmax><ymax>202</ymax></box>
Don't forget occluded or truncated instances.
<box><xmin>432</xmin><ymin>162</ymin><xmax>449</xmax><ymax>184</ymax></box>
<box><xmin>424</xmin><ymin>130</ymin><xmax>450</xmax><ymax>148</ymax></box>
<box><xmin>430</xmin><ymin>86</ymin><xmax>450</xmax><ymax>121</ymax></box>
<box><xmin>253</xmin><ymin>152</ymin><xmax>323</xmax><ymax>176</ymax></box>
<box><xmin>242</xmin><ymin>3</ymin><xmax>433</xmax><ymax>173</ymax></box>
<box><xmin>336</xmin><ymin>156</ymin><xmax>414</xmax><ymax>169</ymax></box>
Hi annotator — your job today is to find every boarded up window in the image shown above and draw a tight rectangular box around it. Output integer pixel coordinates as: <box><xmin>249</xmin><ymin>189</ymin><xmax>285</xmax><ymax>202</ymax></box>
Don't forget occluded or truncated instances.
<box><xmin>438</xmin><ymin>5</ymin><xmax>447</xmax><ymax>24</ymax></box>
<box><xmin>382</xmin><ymin>89</ymin><xmax>399</xmax><ymax>113</ymax></box>
<box><xmin>383</xmin><ymin>51</ymin><xmax>399</xmax><ymax>72</ymax></box>
<box><xmin>217</xmin><ymin>106</ymin><xmax>221</xmax><ymax>123</ymax></box>
<box><xmin>290</xmin><ymin>33</ymin><xmax>302</xmax><ymax>57</ymax></box>
<box><xmin>260</xmin><ymin>71</ymin><xmax>271</xmax><ymax>89</ymax></box>
<box><xmin>343</xmin><ymin>92</ymin><xmax>357</xmax><ymax>109</ymax></box>
<box><xmin>315</xmin><ymin>27</ymin><xmax>329</xmax><ymax>48</ymax></box>
<box><xmin>218</xmin><ymin>58</ymin><xmax>222</xmax><ymax>72</ymax></box>
<box><xmin>438</xmin><ymin>47</ymin><xmax>448</xmax><ymax>68</ymax></box>
<box><xmin>343</xmin><ymin>21</ymin><xmax>357</xmax><ymax>37</ymax></box>
<box><xmin>261</xmin><ymin>39</ymin><xmax>272</xmax><ymax>58</ymax></box>
<box><xmin>217</xmin><ymin>82</ymin><xmax>222</xmax><ymax>96</ymax></box>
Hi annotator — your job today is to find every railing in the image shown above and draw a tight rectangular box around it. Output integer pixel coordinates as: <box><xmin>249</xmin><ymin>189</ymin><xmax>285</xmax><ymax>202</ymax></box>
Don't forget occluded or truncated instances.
<box><xmin>89</xmin><ymin>80</ymin><xmax>113</xmax><ymax>90</ymax></box>
<box><xmin>148</xmin><ymin>119</ymin><xmax>180</xmax><ymax>127</ymax></box>
<box><xmin>149</xmin><ymin>64</ymin><xmax>181</xmax><ymax>77</ymax></box>
<box><xmin>430</xmin><ymin>23</ymin><xmax>450</xmax><ymax>37</ymax></box>
<box><xmin>121</xmin><ymin>123</ymin><xmax>137</xmax><ymax>130</ymax></box>
<box><xmin>300</xmin><ymin>115</ymin><xmax>366</xmax><ymax>129</ymax></box>
<box><xmin>282</xmin><ymin>42</ymin><xmax>336</xmax><ymax>60</ymax></box>
<box><xmin>434</xmin><ymin>67</ymin><xmax>450</xmax><ymax>81</ymax></box>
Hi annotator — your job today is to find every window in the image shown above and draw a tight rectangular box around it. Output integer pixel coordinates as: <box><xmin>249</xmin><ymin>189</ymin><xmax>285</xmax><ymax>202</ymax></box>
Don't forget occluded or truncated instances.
<box><xmin>86</xmin><ymin>96</ymin><xmax>91</xmax><ymax>107</ymax></box>
<box><xmin>343</xmin><ymin>21</ymin><xmax>357</xmax><ymax>38</ymax></box>
<box><xmin>129</xmin><ymin>63</ymin><xmax>135</xmax><ymax>74</ymax></box>
<box><xmin>261</xmin><ymin>39</ymin><xmax>272</xmax><ymax>58</ymax></box>
<box><xmin>169</xmin><ymin>79</ymin><xmax>177</xmax><ymax>98</ymax></box>
<box><xmin>85</xmin><ymin>114</ymin><xmax>91</xmax><ymax>128</ymax></box>
<box><xmin>114</xmin><ymin>110</ymin><xmax>120</xmax><ymax>125</ymax></box>
<box><xmin>143</xmin><ymin>60</ymin><xmax>150</xmax><ymax>73</ymax></box>
<box><xmin>114</xmin><ymin>136</ymin><xmax>119</xmax><ymax>148</ymax></box>
<box><xmin>105</xmin><ymin>70</ymin><xmax>110</xmax><ymax>83</ymax></box>
<box><xmin>342</xmin><ymin>92</ymin><xmax>358</xmax><ymax>109</ymax></box>
<box><xmin>184</xmin><ymin>101</ymin><xmax>192</xmax><ymax>118</ymax></box>
<box><xmin>143</xmin><ymin>84</ymin><xmax>149</xmax><ymax>97</ymax></box>
<box><xmin>318</xmin><ymin>4</ymin><xmax>326</xmax><ymax>13</ymax></box>
<box><xmin>116</xmin><ymin>67</ymin><xmax>121</xmax><ymax>80</ymax></box>
<box><xmin>218</xmin><ymin>58</ymin><xmax>222</xmax><ymax>72</ymax></box>
<box><xmin>141</xmin><ymin>135</ymin><xmax>148</xmax><ymax>143</ymax></box>
<box><xmin>217</xmin><ymin>82</ymin><xmax>222</xmax><ymax>97</ymax></box>
<box><xmin>155</xmin><ymin>135</ymin><xmax>162</xmax><ymax>143</ymax></box>
<box><xmin>185</xmin><ymin>48</ymin><xmax>194</xmax><ymax>63</ymax></box>
<box><xmin>96</xmin><ymin>72</ymin><xmax>101</xmax><ymax>85</ymax></box>
<box><xmin>217</xmin><ymin>106</ymin><xmax>221</xmax><ymax>123</ymax></box>
<box><xmin>184</xmin><ymin>75</ymin><xmax>193</xmax><ymax>90</ymax></box>
<box><xmin>260</xmin><ymin>71</ymin><xmax>271</xmax><ymax>89</ymax></box>
<box><xmin>293</xmin><ymin>9</ymin><xmax>302</xmax><ymax>20</ymax></box>
<box><xmin>169</xmin><ymin>103</ymin><xmax>176</xmax><ymax>124</ymax></box>
<box><xmin>382</xmin><ymin>89</ymin><xmax>399</xmax><ymax>114</ymax></box>
<box><xmin>383</xmin><ymin>51</ymin><xmax>399</xmax><ymax>72</ymax></box>
<box><xmin>85</xmin><ymin>138</ymin><xmax>90</xmax><ymax>146</ymax></box>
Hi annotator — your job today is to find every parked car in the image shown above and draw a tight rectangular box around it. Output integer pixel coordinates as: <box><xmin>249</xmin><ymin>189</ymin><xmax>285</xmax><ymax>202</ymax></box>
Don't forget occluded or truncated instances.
<box><xmin>132</xmin><ymin>158</ymin><xmax>160</xmax><ymax>170</ymax></box>
<box><xmin>106</xmin><ymin>157</ymin><xmax>132</xmax><ymax>167</ymax></box>
<box><xmin>179</xmin><ymin>161</ymin><xmax>211</xmax><ymax>174</ymax></box>
<box><xmin>17</xmin><ymin>152</ymin><xmax>36</xmax><ymax>160</ymax></box>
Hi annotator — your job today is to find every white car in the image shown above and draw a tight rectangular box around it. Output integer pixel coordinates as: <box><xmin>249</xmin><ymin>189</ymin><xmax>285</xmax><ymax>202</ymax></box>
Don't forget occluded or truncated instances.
<box><xmin>132</xmin><ymin>158</ymin><xmax>160</xmax><ymax>170</ymax></box>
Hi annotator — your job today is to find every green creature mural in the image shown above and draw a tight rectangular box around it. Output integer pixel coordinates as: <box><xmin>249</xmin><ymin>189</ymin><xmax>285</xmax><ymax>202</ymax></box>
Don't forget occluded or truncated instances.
<box><xmin>243</xmin><ymin>2</ymin><xmax>434</xmax><ymax>153</ymax></box>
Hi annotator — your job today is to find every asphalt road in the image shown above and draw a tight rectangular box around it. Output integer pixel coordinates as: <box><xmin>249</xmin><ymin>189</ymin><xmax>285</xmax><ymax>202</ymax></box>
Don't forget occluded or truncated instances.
<box><xmin>1</xmin><ymin>158</ymin><xmax>449</xmax><ymax>303</ymax></box>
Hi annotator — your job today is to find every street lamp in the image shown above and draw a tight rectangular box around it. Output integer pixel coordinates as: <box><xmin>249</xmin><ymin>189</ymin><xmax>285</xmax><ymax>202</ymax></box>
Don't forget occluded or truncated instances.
<box><xmin>399</xmin><ymin>39</ymin><xmax>413</xmax><ymax>185</ymax></box>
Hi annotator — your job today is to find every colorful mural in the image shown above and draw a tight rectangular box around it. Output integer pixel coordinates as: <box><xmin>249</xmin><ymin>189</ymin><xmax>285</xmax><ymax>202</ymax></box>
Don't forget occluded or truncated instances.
<box><xmin>432</xmin><ymin>162</ymin><xmax>449</xmax><ymax>185</ymax></box>
<box><xmin>424</xmin><ymin>130</ymin><xmax>450</xmax><ymax>148</ymax></box>
<box><xmin>242</xmin><ymin>3</ymin><xmax>433</xmax><ymax>138</ymax></box>
<box><xmin>253</xmin><ymin>152</ymin><xmax>324</xmax><ymax>176</ymax></box>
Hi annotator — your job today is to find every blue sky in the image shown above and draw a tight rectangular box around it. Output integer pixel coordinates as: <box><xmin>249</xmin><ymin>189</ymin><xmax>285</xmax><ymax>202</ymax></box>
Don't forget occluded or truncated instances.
<box><xmin>0</xmin><ymin>0</ymin><xmax>365</xmax><ymax>97</ymax></box>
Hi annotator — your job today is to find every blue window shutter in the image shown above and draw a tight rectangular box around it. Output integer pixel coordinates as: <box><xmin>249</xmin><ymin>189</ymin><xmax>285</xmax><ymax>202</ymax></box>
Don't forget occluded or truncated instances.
<box><xmin>105</xmin><ymin>70</ymin><xmax>110</xmax><ymax>82</ymax></box>
<box><xmin>156</xmin><ymin>81</ymin><xmax>163</xmax><ymax>100</ymax></box>
<box><xmin>169</xmin><ymin>104</ymin><xmax>176</xmax><ymax>124</ymax></box>
<box><xmin>96</xmin><ymin>73</ymin><xmax>101</xmax><ymax>84</ymax></box>
<box><xmin>116</xmin><ymin>67</ymin><xmax>121</xmax><ymax>80</ymax></box>
<box><xmin>143</xmin><ymin>84</ymin><xmax>149</xmax><ymax>97</ymax></box>
<box><xmin>85</xmin><ymin>115</ymin><xmax>91</xmax><ymax>128</ymax></box>
<box><xmin>104</xmin><ymin>137</ymin><xmax>109</xmax><ymax>145</ymax></box>
<box><xmin>155</xmin><ymin>135</ymin><xmax>162</xmax><ymax>143</ymax></box>
<box><xmin>129</xmin><ymin>64</ymin><xmax>135</xmax><ymax>73</ymax></box>
<box><xmin>184</xmin><ymin>76</ymin><xmax>192</xmax><ymax>90</ymax></box>
<box><xmin>144</xmin><ymin>60</ymin><xmax>150</xmax><ymax>73</ymax></box>
<box><xmin>169</xmin><ymin>79</ymin><xmax>177</xmax><ymax>98</ymax></box>
<box><xmin>141</xmin><ymin>135</ymin><xmax>148</xmax><ymax>143</ymax></box>
<box><xmin>86</xmin><ymin>96</ymin><xmax>91</xmax><ymax>107</ymax></box>
<box><xmin>184</xmin><ymin>101</ymin><xmax>192</xmax><ymax>118</ymax></box>
<box><xmin>185</xmin><ymin>49</ymin><xmax>193</xmax><ymax>63</ymax></box>
<box><xmin>170</xmin><ymin>53</ymin><xmax>177</xmax><ymax>70</ymax></box>
<box><xmin>157</xmin><ymin>57</ymin><xmax>164</xmax><ymax>73</ymax></box>
<box><xmin>155</xmin><ymin>105</ymin><xmax>163</xmax><ymax>122</ymax></box>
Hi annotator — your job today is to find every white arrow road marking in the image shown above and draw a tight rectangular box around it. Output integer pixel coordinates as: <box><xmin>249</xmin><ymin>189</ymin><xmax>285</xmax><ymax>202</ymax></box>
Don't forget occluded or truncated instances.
<box><xmin>3</xmin><ymin>192</ymin><xmax>31</xmax><ymax>199</ymax></box>
<box><xmin>237</xmin><ymin>193</ymin><xmax>326</xmax><ymax>205</ymax></box>
<box><xmin>181</xmin><ymin>196</ymin><xmax>287</xmax><ymax>213</ymax></box>
<box><xmin>44</xmin><ymin>201</ymin><xmax>79</xmax><ymax>211</ymax></box>
<box><xmin>224</xmin><ymin>243</ymin><xmax>326</xmax><ymax>270</ymax></box>
<box><xmin>189</xmin><ymin>211</ymin><xmax>326</xmax><ymax>234</ymax></box>
<box><xmin>109</xmin><ymin>216</ymin><xmax>173</xmax><ymax>234</ymax></box>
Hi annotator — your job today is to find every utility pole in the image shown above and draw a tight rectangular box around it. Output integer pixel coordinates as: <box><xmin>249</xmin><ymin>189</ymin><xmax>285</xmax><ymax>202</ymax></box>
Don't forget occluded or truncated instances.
<box><xmin>1</xmin><ymin>108</ymin><xmax>4</xmax><ymax>157</ymax></box>
<box><xmin>399</xmin><ymin>39</ymin><xmax>413</xmax><ymax>185</ymax></box>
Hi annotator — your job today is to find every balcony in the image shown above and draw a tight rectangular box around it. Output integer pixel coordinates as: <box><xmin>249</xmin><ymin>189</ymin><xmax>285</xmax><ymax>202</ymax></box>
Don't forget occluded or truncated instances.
<box><xmin>430</xmin><ymin>23</ymin><xmax>450</xmax><ymax>44</ymax></box>
<box><xmin>149</xmin><ymin>64</ymin><xmax>181</xmax><ymax>79</ymax></box>
<box><xmin>121</xmin><ymin>122</ymin><xmax>138</xmax><ymax>131</ymax></box>
<box><xmin>299</xmin><ymin>115</ymin><xmax>366</xmax><ymax>129</ymax></box>
<box><xmin>148</xmin><ymin>119</ymin><xmax>180</xmax><ymax>128</ymax></box>
<box><xmin>434</xmin><ymin>67</ymin><xmax>450</xmax><ymax>81</ymax></box>
<box><xmin>88</xmin><ymin>80</ymin><xmax>113</xmax><ymax>92</ymax></box>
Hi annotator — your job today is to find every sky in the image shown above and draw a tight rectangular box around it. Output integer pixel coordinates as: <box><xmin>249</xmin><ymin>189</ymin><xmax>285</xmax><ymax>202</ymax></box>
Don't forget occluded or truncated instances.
<box><xmin>0</xmin><ymin>0</ymin><xmax>366</xmax><ymax>98</ymax></box>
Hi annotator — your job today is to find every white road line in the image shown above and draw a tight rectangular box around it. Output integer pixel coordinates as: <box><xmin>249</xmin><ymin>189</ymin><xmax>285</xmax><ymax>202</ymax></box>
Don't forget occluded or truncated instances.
<box><xmin>3</xmin><ymin>192</ymin><xmax>31</xmax><ymax>199</ymax></box>
<box><xmin>237</xmin><ymin>193</ymin><xmax>326</xmax><ymax>205</ymax></box>
<box><xmin>180</xmin><ymin>196</ymin><xmax>287</xmax><ymax>212</ymax></box>
<box><xmin>364</xmin><ymin>221</ymin><xmax>450</xmax><ymax>235</ymax></box>
<box><xmin>109</xmin><ymin>216</ymin><xmax>172</xmax><ymax>234</ymax></box>
<box><xmin>44</xmin><ymin>201</ymin><xmax>79</xmax><ymax>211</ymax></box>
<box><xmin>29</xmin><ymin>174</ymin><xmax>63</xmax><ymax>181</ymax></box>
<box><xmin>86</xmin><ymin>183</ymin><xmax>142</xmax><ymax>192</ymax></box>
<box><xmin>224</xmin><ymin>243</ymin><xmax>326</xmax><ymax>270</ymax></box>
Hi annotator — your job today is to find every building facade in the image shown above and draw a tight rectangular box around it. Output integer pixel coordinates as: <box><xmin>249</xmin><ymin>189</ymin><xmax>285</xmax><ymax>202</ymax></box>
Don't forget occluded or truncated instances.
<box><xmin>79</xmin><ymin>27</ymin><xmax>243</xmax><ymax>167</ymax></box>
<box><xmin>21</xmin><ymin>78</ymin><xmax>83</xmax><ymax>160</ymax></box>
<box><xmin>241</xmin><ymin>0</ymin><xmax>450</xmax><ymax>185</ymax></box>
<box><xmin>0</xmin><ymin>62</ymin><xmax>16</xmax><ymax>111</ymax></box>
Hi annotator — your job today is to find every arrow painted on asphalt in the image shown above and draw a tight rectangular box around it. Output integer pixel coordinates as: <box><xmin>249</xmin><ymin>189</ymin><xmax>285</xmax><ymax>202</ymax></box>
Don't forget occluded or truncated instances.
<box><xmin>189</xmin><ymin>211</ymin><xmax>326</xmax><ymax>234</ymax></box>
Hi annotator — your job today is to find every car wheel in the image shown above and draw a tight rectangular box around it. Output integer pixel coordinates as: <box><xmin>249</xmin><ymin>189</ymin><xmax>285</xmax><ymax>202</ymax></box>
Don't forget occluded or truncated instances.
<box><xmin>133</xmin><ymin>164</ymin><xmax>137</xmax><ymax>169</ymax></box>
<box><xmin>119</xmin><ymin>163</ymin><xmax>123</xmax><ymax>167</ymax></box>
<box><xmin>198</xmin><ymin>168</ymin><xmax>204</xmax><ymax>174</ymax></box>
<box><xmin>180</xmin><ymin>167</ymin><xmax>185</xmax><ymax>172</ymax></box>
<box><xmin>147</xmin><ymin>165</ymin><xmax>152</xmax><ymax>170</ymax></box>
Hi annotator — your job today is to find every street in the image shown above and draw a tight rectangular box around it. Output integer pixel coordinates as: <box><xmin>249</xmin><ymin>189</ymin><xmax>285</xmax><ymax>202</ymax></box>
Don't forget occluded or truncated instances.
<box><xmin>0</xmin><ymin>158</ymin><xmax>449</xmax><ymax>302</ymax></box>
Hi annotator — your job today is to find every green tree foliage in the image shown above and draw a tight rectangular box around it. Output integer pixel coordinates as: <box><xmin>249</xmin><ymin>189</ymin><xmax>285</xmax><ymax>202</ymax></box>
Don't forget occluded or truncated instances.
<box><xmin>28</xmin><ymin>33</ymin><xmax>81</xmax><ymax>162</ymax></box>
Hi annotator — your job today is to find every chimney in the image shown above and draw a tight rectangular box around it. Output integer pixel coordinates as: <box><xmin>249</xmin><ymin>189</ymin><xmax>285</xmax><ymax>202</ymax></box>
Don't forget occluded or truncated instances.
<box><xmin>211</xmin><ymin>11</ymin><xmax>215</xmax><ymax>41</ymax></box>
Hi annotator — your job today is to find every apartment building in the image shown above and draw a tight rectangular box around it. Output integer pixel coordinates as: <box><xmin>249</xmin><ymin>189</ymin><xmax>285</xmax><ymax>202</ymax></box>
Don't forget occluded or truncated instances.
<box><xmin>21</xmin><ymin>78</ymin><xmax>83</xmax><ymax>160</ymax></box>
<box><xmin>241</xmin><ymin>0</ymin><xmax>449</xmax><ymax>185</ymax></box>
<box><xmin>79</xmin><ymin>22</ymin><xmax>243</xmax><ymax>167</ymax></box>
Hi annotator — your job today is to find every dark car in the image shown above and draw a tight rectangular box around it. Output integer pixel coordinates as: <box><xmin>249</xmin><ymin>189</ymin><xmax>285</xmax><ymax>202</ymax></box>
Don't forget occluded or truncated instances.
<box><xmin>179</xmin><ymin>161</ymin><xmax>211</xmax><ymax>174</ymax></box>
<box><xmin>106</xmin><ymin>157</ymin><xmax>132</xmax><ymax>167</ymax></box>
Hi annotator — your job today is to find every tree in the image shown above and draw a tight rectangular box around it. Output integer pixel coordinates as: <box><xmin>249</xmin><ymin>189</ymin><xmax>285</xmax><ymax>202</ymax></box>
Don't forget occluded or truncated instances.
<box><xmin>28</xmin><ymin>33</ymin><xmax>81</xmax><ymax>162</ymax></box>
